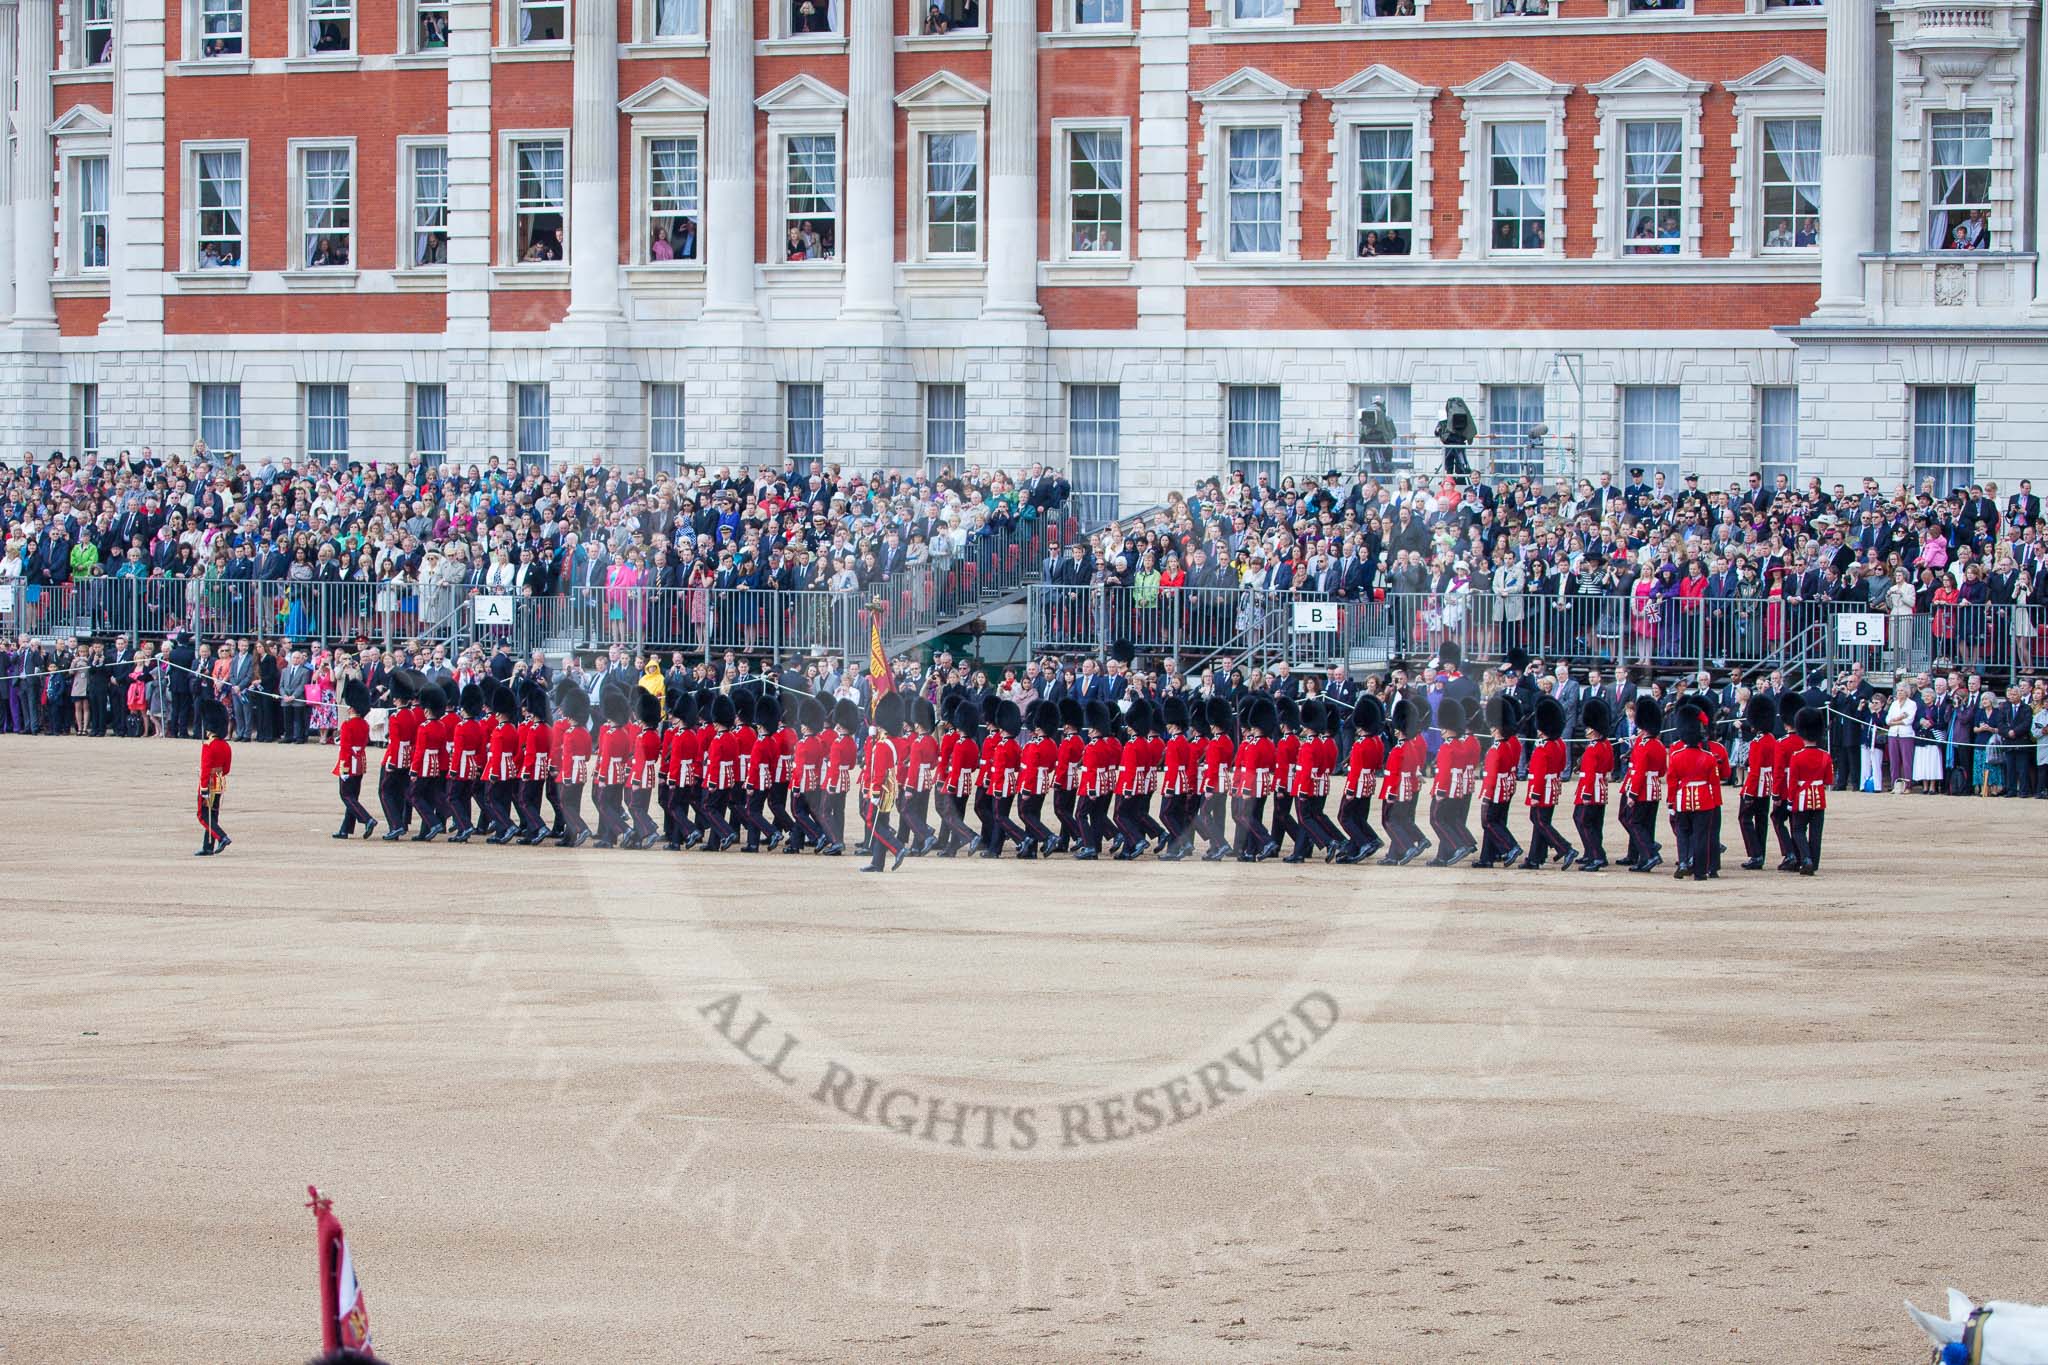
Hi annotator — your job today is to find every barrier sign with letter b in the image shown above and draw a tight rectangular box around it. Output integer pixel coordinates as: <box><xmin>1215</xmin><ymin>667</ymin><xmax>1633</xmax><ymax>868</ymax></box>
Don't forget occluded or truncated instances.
<box><xmin>1292</xmin><ymin>601</ymin><xmax>1337</xmax><ymax>633</ymax></box>
<box><xmin>1835</xmin><ymin>613</ymin><xmax>1886</xmax><ymax>646</ymax></box>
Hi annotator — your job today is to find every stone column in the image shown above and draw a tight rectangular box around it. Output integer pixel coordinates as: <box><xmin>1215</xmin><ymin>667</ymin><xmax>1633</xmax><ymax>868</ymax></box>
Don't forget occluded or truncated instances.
<box><xmin>563</xmin><ymin>0</ymin><xmax>621</xmax><ymax>323</ymax></box>
<box><xmin>2035</xmin><ymin>11</ymin><xmax>2048</xmax><ymax>309</ymax></box>
<box><xmin>12</xmin><ymin>0</ymin><xmax>55</xmax><ymax>330</ymax></box>
<box><xmin>1813</xmin><ymin>0</ymin><xmax>1876</xmax><ymax>318</ymax></box>
<box><xmin>701</xmin><ymin>0</ymin><xmax>757</xmax><ymax>320</ymax></box>
<box><xmin>0</xmin><ymin>0</ymin><xmax>17</xmax><ymax>322</ymax></box>
<box><xmin>840</xmin><ymin>0</ymin><xmax>896</xmax><ymax>320</ymax></box>
<box><xmin>981</xmin><ymin>0</ymin><xmax>1039</xmax><ymax>320</ymax></box>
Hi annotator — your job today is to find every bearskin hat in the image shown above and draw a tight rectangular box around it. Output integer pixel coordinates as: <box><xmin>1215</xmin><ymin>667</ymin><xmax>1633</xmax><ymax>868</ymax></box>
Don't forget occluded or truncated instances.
<box><xmin>1058</xmin><ymin>696</ymin><xmax>1085</xmax><ymax>732</ymax></box>
<box><xmin>953</xmin><ymin>698</ymin><xmax>980</xmax><ymax>735</ymax></box>
<box><xmin>799</xmin><ymin>693</ymin><xmax>827</xmax><ymax>733</ymax></box>
<box><xmin>1084</xmin><ymin>699</ymin><xmax>1114</xmax><ymax>734</ymax></box>
<box><xmin>1242</xmin><ymin>695</ymin><xmax>1279</xmax><ymax>737</ymax></box>
<box><xmin>200</xmin><ymin>698</ymin><xmax>230</xmax><ymax>737</ymax></box>
<box><xmin>911</xmin><ymin>695</ymin><xmax>938</xmax><ymax>733</ymax></box>
<box><xmin>1275</xmin><ymin>695</ymin><xmax>1300</xmax><ymax>733</ymax></box>
<box><xmin>1030</xmin><ymin>700</ymin><xmax>1060</xmax><ymax>734</ymax></box>
<box><xmin>1534</xmin><ymin>695</ymin><xmax>1566</xmax><ymax>741</ymax></box>
<box><xmin>1353</xmin><ymin>693</ymin><xmax>1386</xmax><ymax>737</ymax></box>
<box><xmin>457</xmin><ymin>681</ymin><xmax>483</xmax><ymax>719</ymax></box>
<box><xmin>1161</xmin><ymin>693</ymin><xmax>1190</xmax><ymax>731</ymax></box>
<box><xmin>1206</xmin><ymin>696</ymin><xmax>1236</xmax><ymax>735</ymax></box>
<box><xmin>636</xmin><ymin>689</ymin><xmax>662</xmax><ymax>728</ymax></box>
<box><xmin>387</xmin><ymin>669</ymin><xmax>416</xmax><ymax>705</ymax></box>
<box><xmin>1673</xmin><ymin>701</ymin><xmax>1706</xmax><ymax>747</ymax></box>
<box><xmin>1581</xmin><ymin>696</ymin><xmax>1614</xmax><ymax>738</ymax></box>
<box><xmin>1632</xmin><ymin>694</ymin><xmax>1662</xmax><ymax>740</ymax></box>
<box><xmin>417</xmin><ymin>681</ymin><xmax>448</xmax><ymax>716</ymax></box>
<box><xmin>1439</xmin><ymin>697</ymin><xmax>1471</xmax><ymax>736</ymax></box>
<box><xmin>1793</xmin><ymin>705</ymin><xmax>1825</xmax><ymax>745</ymax></box>
<box><xmin>1745</xmin><ymin>693</ymin><xmax>1779</xmax><ymax>738</ymax></box>
<box><xmin>1395</xmin><ymin>695</ymin><xmax>1427</xmax><ymax>739</ymax></box>
<box><xmin>522</xmin><ymin>682</ymin><xmax>550</xmax><ymax>722</ymax></box>
<box><xmin>1504</xmin><ymin>646</ymin><xmax>1531</xmax><ymax>676</ymax></box>
<box><xmin>832</xmin><ymin>697</ymin><xmax>861</xmax><ymax>733</ymax></box>
<box><xmin>993</xmin><ymin>698</ymin><xmax>1022</xmax><ymax>738</ymax></box>
<box><xmin>1438</xmin><ymin>640</ymin><xmax>1463</xmax><ymax>670</ymax></box>
<box><xmin>1484</xmin><ymin>690</ymin><xmax>1518</xmax><ymax>737</ymax></box>
<box><xmin>874</xmin><ymin>692</ymin><xmax>906</xmax><ymax>737</ymax></box>
<box><xmin>709</xmin><ymin>692</ymin><xmax>736</xmax><ymax>729</ymax></box>
<box><xmin>1300</xmin><ymin>698</ymin><xmax>1324</xmax><ymax>736</ymax></box>
<box><xmin>732</xmin><ymin>688</ymin><xmax>757</xmax><ymax>729</ymax></box>
<box><xmin>557</xmin><ymin>683</ymin><xmax>591</xmax><ymax>726</ymax></box>
<box><xmin>344</xmin><ymin>677</ymin><xmax>372</xmax><ymax>717</ymax></box>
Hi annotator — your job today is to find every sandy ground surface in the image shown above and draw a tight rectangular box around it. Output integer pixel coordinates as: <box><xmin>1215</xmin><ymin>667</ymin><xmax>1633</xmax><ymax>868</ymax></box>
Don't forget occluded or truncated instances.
<box><xmin>3</xmin><ymin>734</ymin><xmax>2046</xmax><ymax>1364</ymax></box>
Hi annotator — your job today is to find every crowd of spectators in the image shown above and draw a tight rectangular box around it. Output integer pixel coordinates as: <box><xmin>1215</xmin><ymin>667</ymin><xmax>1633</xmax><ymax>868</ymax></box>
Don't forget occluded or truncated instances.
<box><xmin>1055</xmin><ymin>463</ymin><xmax>2048</xmax><ymax>674</ymax></box>
<box><xmin>0</xmin><ymin>445</ymin><xmax>1073</xmax><ymax>647</ymax></box>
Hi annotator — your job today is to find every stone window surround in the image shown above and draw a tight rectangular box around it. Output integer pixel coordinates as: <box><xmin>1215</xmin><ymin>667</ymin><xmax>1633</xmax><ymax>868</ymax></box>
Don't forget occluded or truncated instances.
<box><xmin>1319</xmin><ymin>64</ymin><xmax>1439</xmax><ymax>262</ymax></box>
<box><xmin>1193</xmin><ymin>66</ymin><xmax>1308</xmax><ymax>263</ymax></box>
<box><xmin>284</xmin><ymin>136</ymin><xmax>359</xmax><ymax>280</ymax></box>
<box><xmin>1725</xmin><ymin>55</ymin><xmax>1823</xmax><ymax>258</ymax></box>
<box><xmin>177</xmin><ymin>137</ymin><xmax>251</xmax><ymax>280</ymax></box>
<box><xmin>52</xmin><ymin>103</ymin><xmax>112</xmax><ymax>286</ymax></box>
<box><xmin>496</xmin><ymin>127</ymin><xmax>570</xmax><ymax>271</ymax></box>
<box><xmin>1589</xmin><ymin>58</ymin><xmax>1708</xmax><ymax>259</ymax></box>
<box><xmin>394</xmin><ymin>135</ymin><xmax>451</xmax><ymax>277</ymax></box>
<box><xmin>756</xmin><ymin>73</ymin><xmax>848</xmax><ymax>277</ymax></box>
<box><xmin>1050</xmin><ymin>116</ymin><xmax>1133</xmax><ymax>264</ymax></box>
<box><xmin>895</xmin><ymin>69</ymin><xmax>991</xmax><ymax>265</ymax></box>
<box><xmin>1453</xmin><ymin>61</ymin><xmax>1571</xmax><ymax>259</ymax></box>
<box><xmin>620</xmin><ymin>76</ymin><xmax>709</xmax><ymax>271</ymax></box>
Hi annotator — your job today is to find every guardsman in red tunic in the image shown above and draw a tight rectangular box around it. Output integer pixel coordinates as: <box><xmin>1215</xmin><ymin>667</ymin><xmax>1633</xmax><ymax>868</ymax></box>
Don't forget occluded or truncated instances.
<box><xmin>591</xmin><ymin>683</ymin><xmax>635</xmax><ymax>848</ymax></box>
<box><xmin>725</xmin><ymin>691</ymin><xmax>760</xmax><ymax>845</ymax></box>
<box><xmin>378</xmin><ymin>670</ymin><xmax>419</xmax><ymax>837</ymax></box>
<box><xmin>1195</xmin><ymin>696</ymin><xmax>1237</xmax><ymax>862</ymax></box>
<box><xmin>407</xmin><ymin>681</ymin><xmax>451</xmax><ymax>841</ymax></box>
<box><xmin>821</xmin><ymin>697</ymin><xmax>859</xmax><ymax>855</ymax></box>
<box><xmin>1054</xmin><ymin>697</ymin><xmax>1088</xmax><ymax>854</ymax></box>
<box><xmin>1336</xmin><ymin>694</ymin><xmax>1386</xmax><ymax>864</ymax></box>
<box><xmin>445</xmin><ymin>682</ymin><xmax>487</xmax><ymax>843</ymax></box>
<box><xmin>1378</xmin><ymin>695</ymin><xmax>1430</xmax><ymax>866</ymax></box>
<box><xmin>545</xmin><ymin>681</ymin><xmax>574</xmax><ymax>839</ymax></box>
<box><xmin>1231</xmin><ymin>695</ymin><xmax>1279</xmax><ymax>862</ymax></box>
<box><xmin>1075</xmin><ymin>700</ymin><xmax>1122</xmax><ymax>860</ymax></box>
<box><xmin>1571</xmin><ymin>697</ymin><xmax>1616</xmax><ymax>871</ymax></box>
<box><xmin>1520</xmin><ymin>695</ymin><xmax>1577</xmax><ymax>870</ymax></box>
<box><xmin>936</xmin><ymin>699</ymin><xmax>982</xmax><ymax>856</ymax></box>
<box><xmin>195</xmin><ymin>699</ymin><xmax>233</xmax><ymax>856</ymax></box>
<box><xmin>333</xmin><ymin>677</ymin><xmax>377</xmax><ymax>839</ymax></box>
<box><xmin>1268</xmin><ymin>696</ymin><xmax>1303</xmax><ymax>856</ymax></box>
<box><xmin>1426</xmin><ymin>697</ymin><xmax>1481</xmax><ymax>867</ymax></box>
<box><xmin>1769</xmin><ymin>705</ymin><xmax>1806</xmax><ymax>870</ymax></box>
<box><xmin>1474</xmin><ymin>691</ymin><xmax>1523</xmax><ymax>869</ymax></box>
<box><xmin>1621</xmin><ymin>695</ymin><xmax>1666</xmax><ymax>873</ymax></box>
<box><xmin>1015</xmin><ymin>701</ymin><xmax>1060</xmax><ymax>859</ymax></box>
<box><xmin>1109</xmin><ymin>698</ymin><xmax>1153</xmax><ymax>860</ymax></box>
<box><xmin>892</xmin><ymin>696</ymin><xmax>938</xmax><ymax>856</ymax></box>
<box><xmin>740</xmin><ymin>695</ymin><xmax>785</xmax><ymax>853</ymax></box>
<box><xmin>482</xmin><ymin>683</ymin><xmax>524</xmax><ymax>842</ymax></box>
<box><xmin>781</xmin><ymin>694</ymin><xmax>824</xmax><ymax>853</ymax></box>
<box><xmin>515</xmin><ymin>683</ymin><xmax>554</xmax><ymax>844</ymax></box>
<box><xmin>1156</xmin><ymin>695</ymin><xmax>1195</xmax><ymax>860</ymax></box>
<box><xmin>1785</xmin><ymin>706</ymin><xmax>1833</xmax><ymax>874</ymax></box>
<box><xmin>767</xmin><ymin>696</ymin><xmax>800</xmax><ymax>849</ymax></box>
<box><xmin>860</xmin><ymin>693</ymin><xmax>908</xmax><ymax>872</ymax></box>
<box><xmin>1737</xmin><ymin>694</ymin><xmax>1780</xmax><ymax>870</ymax></box>
<box><xmin>979</xmin><ymin>698</ymin><xmax>1027</xmax><ymax>858</ymax></box>
<box><xmin>1700</xmin><ymin>708</ymin><xmax>1732</xmax><ymax>878</ymax></box>
<box><xmin>659</xmin><ymin>690</ymin><xmax>697</xmax><ymax>850</ymax></box>
<box><xmin>553</xmin><ymin>684</ymin><xmax>594</xmax><ymax>847</ymax></box>
<box><xmin>1282</xmin><ymin>699</ymin><xmax>1330</xmax><ymax>863</ymax></box>
<box><xmin>1666</xmin><ymin>702</ymin><xmax>1720</xmax><ymax>881</ymax></box>
<box><xmin>624</xmin><ymin>689</ymin><xmax>664</xmax><ymax>848</ymax></box>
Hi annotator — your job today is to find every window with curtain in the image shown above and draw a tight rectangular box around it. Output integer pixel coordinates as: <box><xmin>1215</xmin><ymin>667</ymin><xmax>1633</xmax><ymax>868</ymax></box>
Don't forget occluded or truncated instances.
<box><xmin>1225</xmin><ymin>126</ymin><xmax>1282</xmax><ymax>256</ymax></box>
<box><xmin>74</xmin><ymin>157</ymin><xmax>109</xmax><ymax>272</ymax></box>
<box><xmin>305</xmin><ymin>0</ymin><xmax>351</xmax><ymax>51</ymax></box>
<box><xmin>918</xmin><ymin>0</ymin><xmax>981</xmax><ymax>32</ymax></box>
<box><xmin>1488</xmin><ymin>123</ymin><xmax>1547</xmax><ymax>251</ymax></box>
<box><xmin>1759</xmin><ymin>117</ymin><xmax>1820</xmax><ymax>249</ymax></box>
<box><xmin>75</xmin><ymin>385</ymin><xmax>100</xmax><ymax>459</ymax></box>
<box><xmin>649</xmin><ymin>384</ymin><xmax>687</xmax><ymax>473</ymax></box>
<box><xmin>1912</xmin><ymin>387</ymin><xmax>1974</xmax><ymax>496</ymax></box>
<box><xmin>199</xmin><ymin>384</ymin><xmax>243</xmax><ymax>457</ymax></box>
<box><xmin>786</xmin><ymin>383</ymin><xmax>824</xmax><ymax>471</ymax></box>
<box><xmin>1485</xmin><ymin>385</ymin><xmax>1544</xmax><ymax>480</ymax></box>
<box><xmin>1070</xmin><ymin>385</ymin><xmax>1121</xmax><ymax>526</ymax></box>
<box><xmin>924</xmin><ymin>384</ymin><xmax>966</xmax><ymax>476</ymax></box>
<box><xmin>517</xmin><ymin>0</ymin><xmax>564</xmax><ymax>41</ymax></box>
<box><xmin>82</xmin><ymin>0</ymin><xmax>114</xmax><ymax>63</ymax></box>
<box><xmin>1354</xmin><ymin>383</ymin><xmax>1411</xmax><ymax>460</ymax></box>
<box><xmin>412</xmin><ymin>384</ymin><xmax>447</xmax><ymax>466</ymax></box>
<box><xmin>1226</xmin><ymin>385</ymin><xmax>1281</xmax><ymax>486</ymax></box>
<box><xmin>515</xmin><ymin>383</ymin><xmax>551</xmax><ymax>471</ymax></box>
<box><xmin>647</xmin><ymin>137</ymin><xmax>700</xmax><ymax>262</ymax></box>
<box><xmin>1757</xmin><ymin>387</ymin><xmax>1796</xmax><ymax>487</ymax></box>
<box><xmin>1072</xmin><ymin>0</ymin><xmax>1125</xmax><ymax>21</ymax></box>
<box><xmin>923</xmin><ymin>131</ymin><xmax>979</xmax><ymax>257</ymax></box>
<box><xmin>194</xmin><ymin>149</ymin><xmax>245</xmax><ymax>269</ymax></box>
<box><xmin>300</xmin><ymin>145</ymin><xmax>352</xmax><ymax>267</ymax></box>
<box><xmin>200</xmin><ymin>0</ymin><xmax>244</xmax><ymax>54</ymax></box>
<box><xmin>1066</xmin><ymin>129</ymin><xmax>1124</xmax><ymax>254</ymax></box>
<box><xmin>414</xmin><ymin>0</ymin><xmax>448</xmax><ymax>48</ymax></box>
<box><xmin>1926</xmin><ymin>110</ymin><xmax>1991</xmax><ymax>249</ymax></box>
<box><xmin>1354</xmin><ymin>125</ymin><xmax>1413</xmax><ymax>257</ymax></box>
<box><xmin>306</xmin><ymin>385</ymin><xmax>350</xmax><ymax>466</ymax></box>
<box><xmin>1621</xmin><ymin>386</ymin><xmax>1681</xmax><ymax>486</ymax></box>
<box><xmin>650</xmin><ymin>0</ymin><xmax>701</xmax><ymax>36</ymax></box>
<box><xmin>1621</xmin><ymin>119</ymin><xmax>1682</xmax><ymax>254</ymax></box>
<box><xmin>512</xmin><ymin>139</ymin><xmax>565</xmax><ymax>262</ymax></box>
<box><xmin>1232</xmin><ymin>0</ymin><xmax>1282</xmax><ymax>19</ymax></box>
<box><xmin>409</xmin><ymin>144</ymin><xmax>449</xmax><ymax>266</ymax></box>
<box><xmin>783</xmin><ymin>134</ymin><xmax>838</xmax><ymax>261</ymax></box>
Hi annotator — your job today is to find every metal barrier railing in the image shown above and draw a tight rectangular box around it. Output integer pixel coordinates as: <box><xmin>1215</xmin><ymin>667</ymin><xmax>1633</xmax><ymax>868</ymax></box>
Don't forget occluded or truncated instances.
<box><xmin>1023</xmin><ymin>586</ymin><xmax>2042</xmax><ymax>679</ymax></box>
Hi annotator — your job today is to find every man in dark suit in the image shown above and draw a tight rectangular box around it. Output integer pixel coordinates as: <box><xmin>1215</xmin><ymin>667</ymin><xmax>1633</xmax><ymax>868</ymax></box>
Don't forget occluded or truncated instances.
<box><xmin>2007</xmin><ymin>479</ymin><xmax>2041</xmax><ymax>530</ymax></box>
<box><xmin>1959</xmin><ymin>485</ymin><xmax>1999</xmax><ymax>538</ymax></box>
<box><xmin>165</xmin><ymin>631</ymin><xmax>197</xmax><ymax>738</ymax></box>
